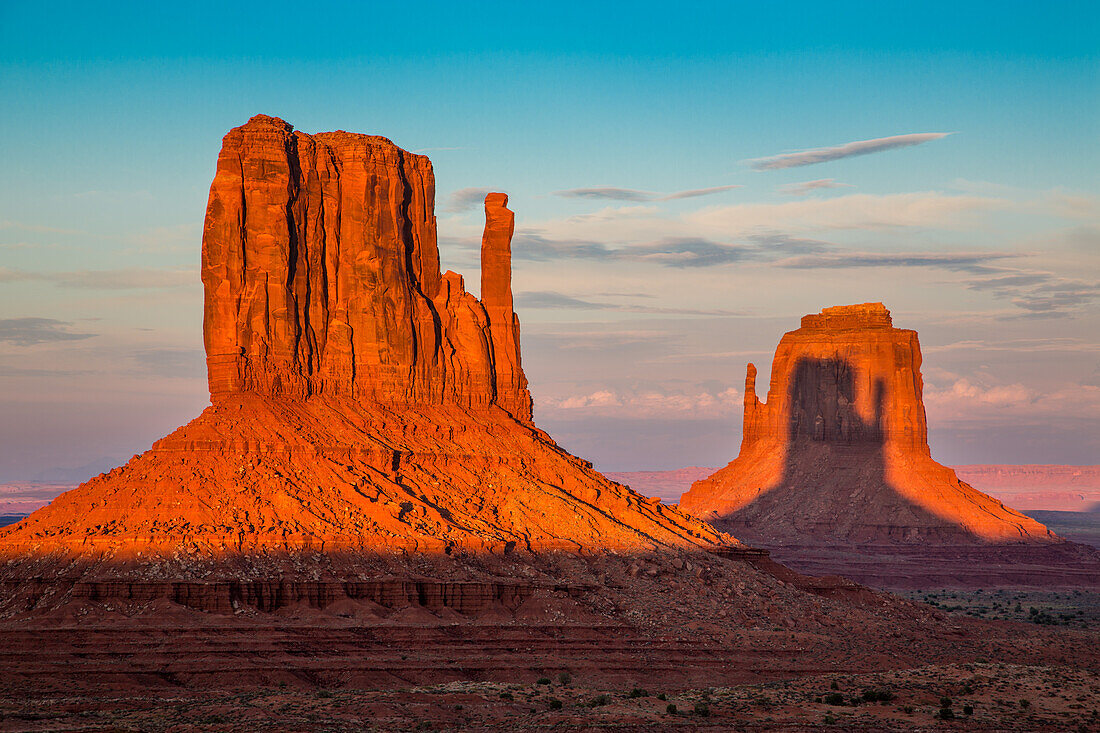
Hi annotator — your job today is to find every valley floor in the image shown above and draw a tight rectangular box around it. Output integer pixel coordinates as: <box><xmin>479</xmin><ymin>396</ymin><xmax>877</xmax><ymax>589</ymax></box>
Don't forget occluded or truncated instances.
<box><xmin>1</xmin><ymin>662</ymin><xmax>1096</xmax><ymax>731</ymax></box>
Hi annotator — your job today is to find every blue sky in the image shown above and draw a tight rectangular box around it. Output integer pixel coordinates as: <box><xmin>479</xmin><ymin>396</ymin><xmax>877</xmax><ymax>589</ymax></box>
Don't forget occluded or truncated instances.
<box><xmin>1</xmin><ymin>2</ymin><xmax>1098</xmax><ymax>479</ymax></box>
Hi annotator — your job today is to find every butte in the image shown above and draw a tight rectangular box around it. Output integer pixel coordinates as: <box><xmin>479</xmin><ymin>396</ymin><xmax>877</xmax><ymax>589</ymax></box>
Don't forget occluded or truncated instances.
<box><xmin>680</xmin><ymin>304</ymin><xmax>1100</xmax><ymax>588</ymax></box>
<box><xmin>0</xmin><ymin>115</ymin><xmax>732</xmax><ymax>559</ymax></box>
<box><xmin>2</xmin><ymin>122</ymin><xmax>1099</xmax><ymax>705</ymax></box>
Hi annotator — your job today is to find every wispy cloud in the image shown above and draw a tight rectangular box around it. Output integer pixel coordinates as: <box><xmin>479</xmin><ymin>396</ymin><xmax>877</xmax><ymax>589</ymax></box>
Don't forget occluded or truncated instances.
<box><xmin>510</xmin><ymin>231</ymin><xmax>861</xmax><ymax>268</ymax></box>
<box><xmin>443</xmin><ymin>187</ymin><xmax>500</xmax><ymax>213</ymax></box>
<box><xmin>554</xmin><ymin>185</ymin><xmax>741</xmax><ymax>202</ymax></box>
<box><xmin>512</xmin><ymin>234</ymin><xmax>754</xmax><ymax>267</ymax></box>
<box><xmin>963</xmin><ymin>269</ymin><xmax>1100</xmax><ymax>317</ymax></box>
<box><xmin>776</xmin><ymin>251</ymin><xmax>1015</xmax><ymax>274</ymax></box>
<box><xmin>924</xmin><ymin>337</ymin><xmax>1100</xmax><ymax>355</ymax></box>
<box><xmin>746</xmin><ymin>133</ymin><xmax>952</xmax><ymax>170</ymax></box>
<box><xmin>778</xmin><ymin>179</ymin><xmax>854</xmax><ymax>196</ymax></box>
<box><xmin>0</xmin><ymin>318</ymin><xmax>95</xmax><ymax>346</ymax></box>
<box><xmin>516</xmin><ymin>290</ymin><xmax>747</xmax><ymax>316</ymax></box>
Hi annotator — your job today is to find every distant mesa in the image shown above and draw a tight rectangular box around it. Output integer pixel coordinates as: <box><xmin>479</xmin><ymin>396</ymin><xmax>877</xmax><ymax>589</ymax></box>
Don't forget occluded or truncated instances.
<box><xmin>0</xmin><ymin>115</ymin><xmax>732</xmax><ymax>557</ymax></box>
<box><xmin>680</xmin><ymin>303</ymin><xmax>1058</xmax><ymax>545</ymax></box>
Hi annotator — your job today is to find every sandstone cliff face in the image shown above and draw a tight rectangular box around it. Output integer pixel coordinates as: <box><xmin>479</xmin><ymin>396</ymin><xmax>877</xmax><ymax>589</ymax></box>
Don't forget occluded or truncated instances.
<box><xmin>202</xmin><ymin>115</ymin><xmax>531</xmax><ymax>420</ymax></box>
<box><xmin>0</xmin><ymin>116</ymin><xmax>733</xmax><ymax>557</ymax></box>
<box><xmin>681</xmin><ymin>304</ymin><xmax>1056</xmax><ymax>545</ymax></box>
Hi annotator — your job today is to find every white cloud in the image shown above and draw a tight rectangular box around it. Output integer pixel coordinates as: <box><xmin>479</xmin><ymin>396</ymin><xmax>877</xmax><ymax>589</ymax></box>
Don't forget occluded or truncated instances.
<box><xmin>538</xmin><ymin>387</ymin><xmax>741</xmax><ymax>418</ymax></box>
<box><xmin>925</xmin><ymin>379</ymin><xmax>1100</xmax><ymax>426</ymax></box>
<box><xmin>939</xmin><ymin>378</ymin><xmax>1036</xmax><ymax>407</ymax></box>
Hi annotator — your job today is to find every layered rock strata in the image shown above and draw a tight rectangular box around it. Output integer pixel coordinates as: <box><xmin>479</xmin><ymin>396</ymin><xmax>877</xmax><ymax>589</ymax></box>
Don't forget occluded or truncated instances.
<box><xmin>0</xmin><ymin>115</ymin><xmax>732</xmax><ymax>557</ymax></box>
<box><xmin>680</xmin><ymin>303</ymin><xmax>1057</xmax><ymax>545</ymax></box>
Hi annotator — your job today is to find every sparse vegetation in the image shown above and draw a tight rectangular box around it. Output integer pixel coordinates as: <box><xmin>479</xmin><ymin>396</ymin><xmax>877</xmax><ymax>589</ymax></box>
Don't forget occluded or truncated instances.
<box><xmin>693</xmin><ymin>702</ymin><xmax>710</xmax><ymax>717</ymax></box>
<box><xmin>861</xmin><ymin>687</ymin><xmax>894</xmax><ymax>702</ymax></box>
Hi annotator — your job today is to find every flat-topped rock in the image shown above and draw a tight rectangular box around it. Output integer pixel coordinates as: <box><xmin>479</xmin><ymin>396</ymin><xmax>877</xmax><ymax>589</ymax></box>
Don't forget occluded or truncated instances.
<box><xmin>800</xmin><ymin>302</ymin><xmax>893</xmax><ymax>330</ymax></box>
<box><xmin>203</xmin><ymin>115</ymin><xmax>530</xmax><ymax>418</ymax></box>
<box><xmin>0</xmin><ymin>116</ymin><xmax>735</xmax><ymax>558</ymax></box>
<box><xmin>681</xmin><ymin>303</ymin><xmax>1057</xmax><ymax>545</ymax></box>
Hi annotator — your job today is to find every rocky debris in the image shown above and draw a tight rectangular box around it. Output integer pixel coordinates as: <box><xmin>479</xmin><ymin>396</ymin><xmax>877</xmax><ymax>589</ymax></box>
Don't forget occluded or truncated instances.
<box><xmin>681</xmin><ymin>303</ymin><xmax>1058</xmax><ymax>545</ymax></box>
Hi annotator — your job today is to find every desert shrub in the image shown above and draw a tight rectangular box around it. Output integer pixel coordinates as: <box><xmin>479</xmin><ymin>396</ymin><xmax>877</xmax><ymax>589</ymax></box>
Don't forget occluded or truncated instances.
<box><xmin>861</xmin><ymin>687</ymin><xmax>895</xmax><ymax>703</ymax></box>
<box><xmin>1019</xmin><ymin>699</ymin><xmax>1031</xmax><ymax>709</ymax></box>
<box><xmin>940</xmin><ymin>697</ymin><xmax>952</xmax><ymax>708</ymax></box>
<box><xmin>536</xmin><ymin>677</ymin><xmax>551</xmax><ymax>685</ymax></box>
<box><xmin>666</xmin><ymin>703</ymin><xmax>677</xmax><ymax>714</ymax></box>
<box><xmin>830</xmin><ymin>680</ymin><xmax>840</xmax><ymax>690</ymax></box>
<box><xmin>588</xmin><ymin>694</ymin><xmax>610</xmax><ymax>707</ymax></box>
<box><xmin>824</xmin><ymin>693</ymin><xmax>846</xmax><ymax>706</ymax></box>
<box><xmin>557</xmin><ymin>672</ymin><xmax>571</xmax><ymax>685</ymax></box>
<box><xmin>317</xmin><ymin>689</ymin><xmax>333</xmax><ymax>699</ymax></box>
<box><xmin>823</xmin><ymin>714</ymin><xmax>837</xmax><ymax>725</ymax></box>
<box><xmin>656</xmin><ymin>693</ymin><xmax>666</xmax><ymax>701</ymax></box>
<box><xmin>936</xmin><ymin>707</ymin><xmax>955</xmax><ymax>720</ymax></box>
<box><xmin>499</xmin><ymin>692</ymin><xmax>513</xmax><ymax>700</ymax></box>
<box><xmin>548</xmin><ymin>699</ymin><xmax>563</xmax><ymax>710</ymax></box>
<box><xmin>628</xmin><ymin>687</ymin><xmax>648</xmax><ymax>698</ymax></box>
<box><xmin>963</xmin><ymin>704</ymin><xmax>974</xmax><ymax>715</ymax></box>
<box><xmin>902</xmin><ymin>705</ymin><xmax>914</xmax><ymax>714</ymax></box>
<box><xmin>693</xmin><ymin>702</ymin><xmax>710</xmax><ymax>717</ymax></box>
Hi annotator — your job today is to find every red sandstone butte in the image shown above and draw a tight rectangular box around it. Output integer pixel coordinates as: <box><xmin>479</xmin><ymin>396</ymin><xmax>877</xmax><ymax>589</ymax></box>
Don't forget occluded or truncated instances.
<box><xmin>201</xmin><ymin>115</ymin><xmax>530</xmax><ymax>419</ymax></box>
<box><xmin>680</xmin><ymin>303</ymin><xmax>1057</xmax><ymax>545</ymax></box>
<box><xmin>0</xmin><ymin>115</ymin><xmax>733</xmax><ymax>557</ymax></box>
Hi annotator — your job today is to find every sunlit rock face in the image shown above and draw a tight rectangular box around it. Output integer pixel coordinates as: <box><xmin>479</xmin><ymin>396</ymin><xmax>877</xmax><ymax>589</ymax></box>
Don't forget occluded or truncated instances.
<box><xmin>202</xmin><ymin>115</ymin><xmax>531</xmax><ymax>420</ymax></box>
<box><xmin>681</xmin><ymin>303</ymin><xmax>1057</xmax><ymax>545</ymax></box>
<box><xmin>0</xmin><ymin>116</ymin><xmax>733</xmax><ymax>557</ymax></box>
